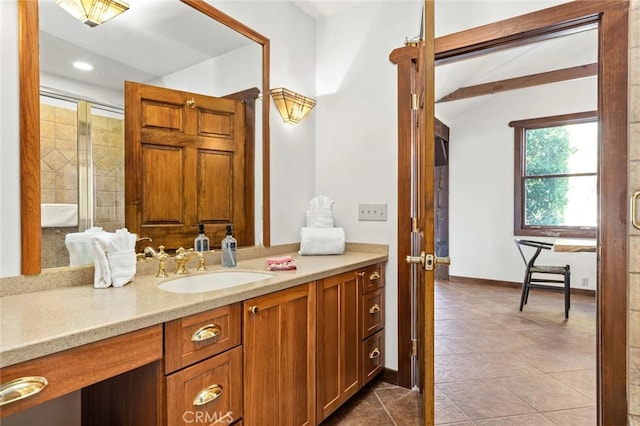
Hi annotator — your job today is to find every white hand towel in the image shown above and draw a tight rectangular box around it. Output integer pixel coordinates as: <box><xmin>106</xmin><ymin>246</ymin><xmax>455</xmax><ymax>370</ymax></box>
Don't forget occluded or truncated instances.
<box><xmin>309</xmin><ymin>195</ymin><xmax>334</xmax><ymax>210</ymax></box>
<box><xmin>305</xmin><ymin>208</ymin><xmax>334</xmax><ymax>228</ymax></box>
<box><xmin>299</xmin><ymin>227</ymin><xmax>345</xmax><ymax>255</ymax></box>
<box><xmin>108</xmin><ymin>251</ymin><xmax>137</xmax><ymax>287</ymax></box>
<box><xmin>105</xmin><ymin>228</ymin><xmax>137</xmax><ymax>287</ymax></box>
<box><xmin>91</xmin><ymin>233</ymin><xmax>113</xmax><ymax>288</ymax></box>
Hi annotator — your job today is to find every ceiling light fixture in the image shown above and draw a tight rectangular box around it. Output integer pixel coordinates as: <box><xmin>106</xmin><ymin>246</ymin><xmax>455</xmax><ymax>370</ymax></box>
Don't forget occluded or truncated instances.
<box><xmin>72</xmin><ymin>61</ymin><xmax>93</xmax><ymax>71</ymax></box>
<box><xmin>270</xmin><ymin>88</ymin><xmax>316</xmax><ymax>124</ymax></box>
<box><xmin>54</xmin><ymin>0</ymin><xmax>129</xmax><ymax>27</ymax></box>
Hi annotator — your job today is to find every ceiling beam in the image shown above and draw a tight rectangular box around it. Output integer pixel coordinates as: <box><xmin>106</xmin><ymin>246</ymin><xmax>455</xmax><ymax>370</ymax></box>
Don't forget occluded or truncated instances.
<box><xmin>436</xmin><ymin>62</ymin><xmax>597</xmax><ymax>103</ymax></box>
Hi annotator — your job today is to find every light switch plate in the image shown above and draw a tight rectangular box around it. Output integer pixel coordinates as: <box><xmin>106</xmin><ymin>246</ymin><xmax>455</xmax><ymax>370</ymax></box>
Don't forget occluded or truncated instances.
<box><xmin>358</xmin><ymin>204</ymin><xmax>387</xmax><ymax>221</ymax></box>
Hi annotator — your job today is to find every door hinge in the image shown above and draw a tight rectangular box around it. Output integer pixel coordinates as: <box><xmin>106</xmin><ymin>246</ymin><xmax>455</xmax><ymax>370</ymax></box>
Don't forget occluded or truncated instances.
<box><xmin>411</xmin><ymin>339</ymin><xmax>418</xmax><ymax>357</ymax></box>
<box><xmin>411</xmin><ymin>93</ymin><xmax>419</xmax><ymax>111</ymax></box>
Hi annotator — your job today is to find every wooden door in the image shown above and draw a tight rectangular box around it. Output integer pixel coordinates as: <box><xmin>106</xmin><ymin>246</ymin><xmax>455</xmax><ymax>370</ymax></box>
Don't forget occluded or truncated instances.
<box><xmin>316</xmin><ymin>271</ymin><xmax>361</xmax><ymax>421</ymax></box>
<box><xmin>416</xmin><ymin>6</ymin><xmax>437</xmax><ymax>419</ymax></box>
<box><xmin>125</xmin><ymin>81</ymin><xmax>246</xmax><ymax>250</ymax></box>
<box><xmin>390</xmin><ymin>3</ymin><xmax>436</xmax><ymax>424</ymax></box>
<box><xmin>243</xmin><ymin>283</ymin><xmax>316</xmax><ymax>426</ymax></box>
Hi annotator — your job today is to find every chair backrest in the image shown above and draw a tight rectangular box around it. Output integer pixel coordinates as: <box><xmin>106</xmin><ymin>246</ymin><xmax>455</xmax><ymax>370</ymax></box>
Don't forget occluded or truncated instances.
<box><xmin>515</xmin><ymin>239</ymin><xmax>553</xmax><ymax>269</ymax></box>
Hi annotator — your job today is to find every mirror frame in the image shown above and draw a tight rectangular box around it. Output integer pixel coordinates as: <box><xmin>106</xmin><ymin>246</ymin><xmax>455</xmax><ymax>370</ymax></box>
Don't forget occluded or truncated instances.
<box><xmin>18</xmin><ymin>0</ymin><xmax>271</xmax><ymax>275</ymax></box>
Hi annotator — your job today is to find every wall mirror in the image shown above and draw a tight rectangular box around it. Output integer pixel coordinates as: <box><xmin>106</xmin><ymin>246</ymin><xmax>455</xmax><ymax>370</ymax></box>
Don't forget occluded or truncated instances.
<box><xmin>19</xmin><ymin>0</ymin><xmax>271</xmax><ymax>274</ymax></box>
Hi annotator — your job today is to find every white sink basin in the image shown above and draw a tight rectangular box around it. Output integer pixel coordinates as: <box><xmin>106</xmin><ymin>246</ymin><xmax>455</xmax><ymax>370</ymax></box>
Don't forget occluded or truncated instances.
<box><xmin>157</xmin><ymin>271</ymin><xmax>273</xmax><ymax>293</ymax></box>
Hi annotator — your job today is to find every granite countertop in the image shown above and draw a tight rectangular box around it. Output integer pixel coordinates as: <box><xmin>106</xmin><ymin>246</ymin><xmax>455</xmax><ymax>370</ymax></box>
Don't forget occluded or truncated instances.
<box><xmin>0</xmin><ymin>245</ymin><xmax>387</xmax><ymax>368</ymax></box>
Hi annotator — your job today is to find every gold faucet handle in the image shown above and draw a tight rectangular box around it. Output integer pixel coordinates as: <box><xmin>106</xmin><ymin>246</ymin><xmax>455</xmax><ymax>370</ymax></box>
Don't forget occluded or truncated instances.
<box><xmin>197</xmin><ymin>252</ymin><xmax>207</xmax><ymax>271</ymax></box>
<box><xmin>155</xmin><ymin>246</ymin><xmax>169</xmax><ymax>278</ymax></box>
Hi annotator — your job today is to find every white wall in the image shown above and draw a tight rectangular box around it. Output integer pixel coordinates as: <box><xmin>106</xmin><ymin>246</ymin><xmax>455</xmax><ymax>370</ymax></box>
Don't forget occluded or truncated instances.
<box><xmin>0</xmin><ymin>0</ymin><xmax>21</xmax><ymax>278</ymax></box>
<box><xmin>212</xmin><ymin>1</ymin><xmax>318</xmax><ymax>246</ymax></box>
<box><xmin>439</xmin><ymin>78</ymin><xmax>598</xmax><ymax>289</ymax></box>
<box><xmin>315</xmin><ymin>0</ymin><xmax>423</xmax><ymax>371</ymax></box>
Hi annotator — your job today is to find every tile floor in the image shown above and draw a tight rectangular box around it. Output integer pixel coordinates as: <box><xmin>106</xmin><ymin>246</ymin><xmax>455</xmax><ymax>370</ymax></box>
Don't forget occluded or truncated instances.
<box><xmin>321</xmin><ymin>279</ymin><xmax>597</xmax><ymax>425</ymax></box>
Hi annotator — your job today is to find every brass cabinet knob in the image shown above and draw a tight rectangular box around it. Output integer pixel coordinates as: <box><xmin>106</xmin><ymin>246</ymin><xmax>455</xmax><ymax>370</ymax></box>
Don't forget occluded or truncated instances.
<box><xmin>369</xmin><ymin>304</ymin><xmax>381</xmax><ymax>314</ymax></box>
<box><xmin>248</xmin><ymin>305</ymin><xmax>259</xmax><ymax>314</ymax></box>
<box><xmin>368</xmin><ymin>348</ymin><xmax>381</xmax><ymax>359</ymax></box>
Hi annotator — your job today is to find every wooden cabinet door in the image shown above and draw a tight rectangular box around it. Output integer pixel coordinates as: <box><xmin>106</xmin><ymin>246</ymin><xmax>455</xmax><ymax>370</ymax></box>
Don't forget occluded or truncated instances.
<box><xmin>316</xmin><ymin>271</ymin><xmax>361</xmax><ymax>421</ymax></box>
<box><xmin>125</xmin><ymin>81</ymin><xmax>247</xmax><ymax>249</ymax></box>
<box><xmin>243</xmin><ymin>283</ymin><xmax>316</xmax><ymax>426</ymax></box>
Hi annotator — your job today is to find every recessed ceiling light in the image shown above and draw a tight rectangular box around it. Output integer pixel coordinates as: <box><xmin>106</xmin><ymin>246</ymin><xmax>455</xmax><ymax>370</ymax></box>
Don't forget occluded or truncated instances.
<box><xmin>73</xmin><ymin>61</ymin><xmax>93</xmax><ymax>71</ymax></box>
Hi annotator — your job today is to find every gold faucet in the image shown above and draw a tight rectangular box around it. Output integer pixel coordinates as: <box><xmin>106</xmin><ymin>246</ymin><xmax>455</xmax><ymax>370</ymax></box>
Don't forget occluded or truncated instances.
<box><xmin>174</xmin><ymin>247</ymin><xmax>196</xmax><ymax>275</ymax></box>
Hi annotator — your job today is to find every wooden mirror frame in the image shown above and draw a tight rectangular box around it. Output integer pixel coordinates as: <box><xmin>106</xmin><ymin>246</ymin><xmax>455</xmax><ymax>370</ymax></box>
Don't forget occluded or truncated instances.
<box><xmin>18</xmin><ymin>0</ymin><xmax>271</xmax><ymax>275</ymax></box>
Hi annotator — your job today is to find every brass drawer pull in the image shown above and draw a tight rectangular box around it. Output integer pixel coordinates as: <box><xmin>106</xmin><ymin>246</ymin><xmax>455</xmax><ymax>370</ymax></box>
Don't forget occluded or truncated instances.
<box><xmin>632</xmin><ymin>191</ymin><xmax>640</xmax><ymax>230</ymax></box>
<box><xmin>248</xmin><ymin>305</ymin><xmax>259</xmax><ymax>314</ymax></box>
<box><xmin>368</xmin><ymin>348</ymin><xmax>381</xmax><ymax>359</ymax></box>
<box><xmin>369</xmin><ymin>304</ymin><xmax>381</xmax><ymax>314</ymax></box>
<box><xmin>191</xmin><ymin>324</ymin><xmax>222</xmax><ymax>342</ymax></box>
<box><xmin>0</xmin><ymin>376</ymin><xmax>48</xmax><ymax>406</ymax></box>
<box><xmin>369</xmin><ymin>271</ymin><xmax>381</xmax><ymax>281</ymax></box>
<box><xmin>193</xmin><ymin>384</ymin><xmax>223</xmax><ymax>406</ymax></box>
<box><xmin>355</xmin><ymin>272</ymin><xmax>365</xmax><ymax>277</ymax></box>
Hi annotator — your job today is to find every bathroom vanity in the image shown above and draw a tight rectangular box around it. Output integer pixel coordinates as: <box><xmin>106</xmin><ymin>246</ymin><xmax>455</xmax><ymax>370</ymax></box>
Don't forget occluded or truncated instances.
<box><xmin>0</xmin><ymin>245</ymin><xmax>387</xmax><ymax>425</ymax></box>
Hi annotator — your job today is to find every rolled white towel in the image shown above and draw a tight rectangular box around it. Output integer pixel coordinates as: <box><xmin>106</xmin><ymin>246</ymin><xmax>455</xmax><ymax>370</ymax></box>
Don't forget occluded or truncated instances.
<box><xmin>299</xmin><ymin>227</ymin><xmax>345</xmax><ymax>256</ymax></box>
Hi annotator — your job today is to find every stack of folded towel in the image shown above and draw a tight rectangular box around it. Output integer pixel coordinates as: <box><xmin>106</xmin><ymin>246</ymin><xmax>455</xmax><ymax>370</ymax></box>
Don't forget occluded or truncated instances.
<box><xmin>267</xmin><ymin>255</ymin><xmax>297</xmax><ymax>271</ymax></box>
<box><xmin>91</xmin><ymin>228</ymin><xmax>137</xmax><ymax>288</ymax></box>
<box><xmin>299</xmin><ymin>195</ymin><xmax>345</xmax><ymax>256</ymax></box>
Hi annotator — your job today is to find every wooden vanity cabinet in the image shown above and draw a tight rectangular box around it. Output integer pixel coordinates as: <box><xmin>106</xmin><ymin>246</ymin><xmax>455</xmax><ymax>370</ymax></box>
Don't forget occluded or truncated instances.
<box><xmin>316</xmin><ymin>270</ymin><xmax>362</xmax><ymax>421</ymax></box>
<box><xmin>316</xmin><ymin>263</ymin><xmax>386</xmax><ymax>423</ymax></box>
<box><xmin>243</xmin><ymin>282</ymin><xmax>317</xmax><ymax>426</ymax></box>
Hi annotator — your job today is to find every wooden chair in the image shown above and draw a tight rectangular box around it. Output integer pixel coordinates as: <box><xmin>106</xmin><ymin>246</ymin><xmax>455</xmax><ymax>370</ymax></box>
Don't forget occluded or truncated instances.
<box><xmin>515</xmin><ymin>239</ymin><xmax>571</xmax><ymax>319</ymax></box>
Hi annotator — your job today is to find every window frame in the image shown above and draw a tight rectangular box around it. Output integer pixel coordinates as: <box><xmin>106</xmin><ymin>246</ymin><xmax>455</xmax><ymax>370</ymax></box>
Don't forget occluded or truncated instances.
<box><xmin>511</xmin><ymin>111</ymin><xmax>597</xmax><ymax>239</ymax></box>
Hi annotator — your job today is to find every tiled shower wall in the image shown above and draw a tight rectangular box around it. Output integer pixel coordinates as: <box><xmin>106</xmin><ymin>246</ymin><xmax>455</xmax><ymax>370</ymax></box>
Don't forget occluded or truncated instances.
<box><xmin>39</xmin><ymin>103</ymin><xmax>124</xmax><ymax>268</ymax></box>
<box><xmin>629</xmin><ymin>0</ymin><xmax>640</xmax><ymax>423</ymax></box>
<box><xmin>91</xmin><ymin>113</ymin><xmax>125</xmax><ymax>233</ymax></box>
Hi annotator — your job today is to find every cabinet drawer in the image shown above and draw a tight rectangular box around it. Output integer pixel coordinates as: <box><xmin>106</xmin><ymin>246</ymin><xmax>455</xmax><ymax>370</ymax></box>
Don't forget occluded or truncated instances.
<box><xmin>165</xmin><ymin>303</ymin><xmax>241</xmax><ymax>374</ymax></box>
<box><xmin>362</xmin><ymin>330</ymin><xmax>384</xmax><ymax>385</ymax></box>
<box><xmin>361</xmin><ymin>288</ymin><xmax>384</xmax><ymax>339</ymax></box>
<box><xmin>166</xmin><ymin>346</ymin><xmax>243</xmax><ymax>425</ymax></box>
<box><xmin>361</xmin><ymin>264</ymin><xmax>384</xmax><ymax>294</ymax></box>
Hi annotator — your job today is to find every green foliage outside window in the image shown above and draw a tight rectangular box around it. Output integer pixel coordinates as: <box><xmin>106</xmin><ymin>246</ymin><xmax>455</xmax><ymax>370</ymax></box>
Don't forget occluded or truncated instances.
<box><xmin>524</xmin><ymin>127</ymin><xmax>576</xmax><ymax>226</ymax></box>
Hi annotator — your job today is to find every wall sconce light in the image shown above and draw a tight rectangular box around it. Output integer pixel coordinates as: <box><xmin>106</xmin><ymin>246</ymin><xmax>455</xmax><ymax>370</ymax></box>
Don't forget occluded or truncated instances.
<box><xmin>55</xmin><ymin>0</ymin><xmax>129</xmax><ymax>27</ymax></box>
<box><xmin>270</xmin><ymin>88</ymin><xmax>316</xmax><ymax>124</ymax></box>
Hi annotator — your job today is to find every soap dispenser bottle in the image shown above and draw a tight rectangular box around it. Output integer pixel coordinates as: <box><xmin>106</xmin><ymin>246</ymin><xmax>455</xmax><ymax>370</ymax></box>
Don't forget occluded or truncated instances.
<box><xmin>194</xmin><ymin>223</ymin><xmax>210</xmax><ymax>252</ymax></box>
<box><xmin>221</xmin><ymin>224</ymin><xmax>237</xmax><ymax>267</ymax></box>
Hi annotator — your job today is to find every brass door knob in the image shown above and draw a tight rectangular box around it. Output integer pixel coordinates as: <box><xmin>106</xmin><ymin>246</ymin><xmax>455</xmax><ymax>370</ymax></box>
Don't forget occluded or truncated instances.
<box><xmin>248</xmin><ymin>305</ymin><xmax>259</xmax><ymax>314</ymax></box>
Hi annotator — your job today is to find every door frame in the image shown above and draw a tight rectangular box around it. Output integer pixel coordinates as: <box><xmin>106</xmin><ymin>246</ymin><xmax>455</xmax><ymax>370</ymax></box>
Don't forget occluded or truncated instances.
<box><xmin>395</xmin><ymin>1</ymin><xmax>628</xmax><ymax>424</ymax></box>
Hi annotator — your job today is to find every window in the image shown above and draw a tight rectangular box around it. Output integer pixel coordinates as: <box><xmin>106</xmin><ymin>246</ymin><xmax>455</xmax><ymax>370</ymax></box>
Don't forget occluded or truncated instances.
<box><xmin>510</xmin><ymin>111</ymin><xmax>597</xmax><ymax>238</ymax></box>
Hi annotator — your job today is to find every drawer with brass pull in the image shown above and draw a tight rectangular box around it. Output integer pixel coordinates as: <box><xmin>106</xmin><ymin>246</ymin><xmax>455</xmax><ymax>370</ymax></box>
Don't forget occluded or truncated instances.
<box><xmin>165</xmin><ymin>303</ymin><xmax>241</xmax><ymax>373</ymax></box>
<box><xmin>362</xmin><ymin>330</ymin><xmax>385</xmax><ymax>385</ymax></box>
<box><xmin>361</xmin><ymin>264</ymin><xmax>384</xmax><ymax>294</ymax></box>
<box><xmin>166</xmin><ymin>346</ymin><xmax>242</xmax><ymax>425</ymax></box>
<box><xmin>361</xmin><ymin>288</ymin><xmax>384</xmax><ymax>339</ymax></box>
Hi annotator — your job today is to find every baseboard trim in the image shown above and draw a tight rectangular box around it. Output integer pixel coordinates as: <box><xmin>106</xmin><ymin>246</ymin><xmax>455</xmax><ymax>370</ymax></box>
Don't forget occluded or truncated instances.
<box><xmin>448</xmin><ymin>275</ymin><xmax>596</xmax><ymax>297</ymax></box>
<box><xmin>381</xmin><ymin>368</ymin><xmax>398</xmax><ymax>386</ymax></box>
